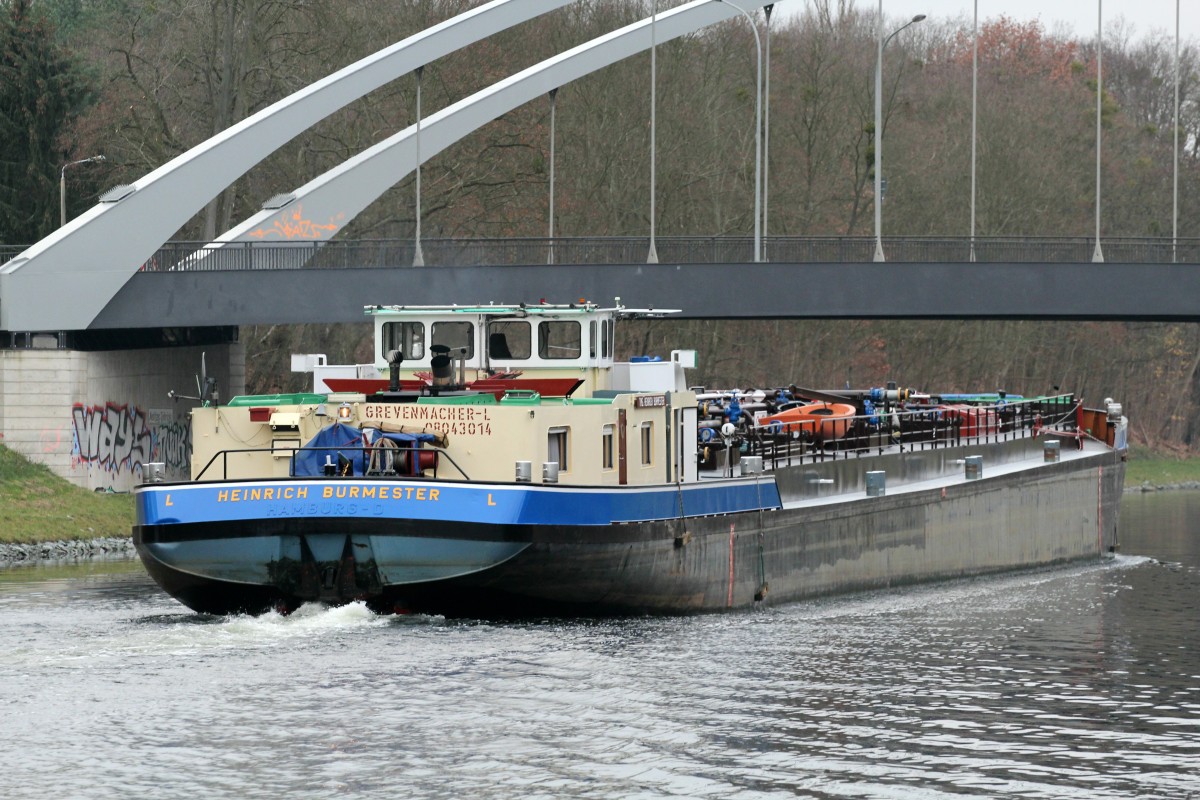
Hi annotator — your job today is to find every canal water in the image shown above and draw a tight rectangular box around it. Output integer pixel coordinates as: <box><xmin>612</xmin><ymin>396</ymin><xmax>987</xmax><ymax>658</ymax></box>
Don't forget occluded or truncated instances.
<box><xmin>1</xmin><ymin>493</ymin><xmax>1198</xmax><ymax>799</ymax></box>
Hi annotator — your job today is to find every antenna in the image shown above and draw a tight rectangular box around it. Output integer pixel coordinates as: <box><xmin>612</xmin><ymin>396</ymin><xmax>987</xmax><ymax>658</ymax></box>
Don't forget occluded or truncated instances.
<box><xmin>170</xmin><ymin>351</ymin><xmax>219</xmax><ymax>406</ymax></box>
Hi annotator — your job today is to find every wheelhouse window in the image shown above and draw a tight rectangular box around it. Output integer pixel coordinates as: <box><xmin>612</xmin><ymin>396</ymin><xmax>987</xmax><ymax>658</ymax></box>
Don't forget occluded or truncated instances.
<box><xmin>538</xmin><ymin>320</ymin><xmax>582</xmax><ymax>360</ymax></box>
<box><xmin>548</xmin><ymin>427</ymin><xmax>569</xmax><ymax>472</ymax></box>
<box><xmin>600</xmin><ymin>319</ymin><xmax>612</xmax><ymax>359</ymax></box>
<box><xmin>432</xmin><ymin>321</ymin><xmax>474</xmax><ymax>360</ymax></box>
<box><xmin>488</xmin><ymin>321</ymin><xmax>531</xmax><ymax>360</ymax></box>
<box><xmin>589</xmin><ymin>320</ymin><xmax>598</xmax><ymax>359</ymax></box>
<box><xmin>381</xmin><ymin>321</ymin><xmax>425</xmax><ymax>361</ymax></box>
<box><xmin>640</xmin><ymin>421</ymin><xmax>653</xmax><ymax>466</ymax></box>
<box><xmin>602</xmin><ymin>424</ymin><xmax>614</xmax><ymax>470</ymax></box>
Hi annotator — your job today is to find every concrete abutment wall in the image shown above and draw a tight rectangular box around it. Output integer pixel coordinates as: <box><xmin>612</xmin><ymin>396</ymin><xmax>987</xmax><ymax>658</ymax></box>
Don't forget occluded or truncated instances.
<box><xmin>0</xmin><ymin>343</ymin><xmax>245</xmax><ymax>491</ymax></box>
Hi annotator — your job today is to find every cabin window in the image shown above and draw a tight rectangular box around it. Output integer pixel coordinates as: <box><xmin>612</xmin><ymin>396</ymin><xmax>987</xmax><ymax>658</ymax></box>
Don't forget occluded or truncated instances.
<box><xmin>548</xmin><ymin>427</ymin><xmax>569</xmax><ymax>472</ymax></box>
<box><xmin>640</xmin><ymin>421</ymin><xmax>653</xmax><ymax>465</ymax></box>
<box><xmin>381</xmin><ymin>321</ymin><xmax>425</xmax><ymax>361</ymax></box>
<box><xmin>538</xmin><ymin>321</ymin><xmax>582</xmax><ymax>360</ymax></box>
<box><xmin>589</xmin><ymin>320</ymin><xmax>598</xmax><ymax>359</ymax></box>
<box><xmin>432</xmin><ymin>321</ymin><xmax>474</xmax><ymax>360</ymax></box>
<box><xmin>602</xmin><ymin>424</ymin><xmax>614</xmax><ymax>470</ymax></box>
<box><xmin>600</xmin><ymin>319</ymin><xmax>612</xmax><ymax>359</ymax></box>
<box><xmin>488</xmin><ymin>321</ymin><xmax>531</xmax><ymax>360</ymax></box>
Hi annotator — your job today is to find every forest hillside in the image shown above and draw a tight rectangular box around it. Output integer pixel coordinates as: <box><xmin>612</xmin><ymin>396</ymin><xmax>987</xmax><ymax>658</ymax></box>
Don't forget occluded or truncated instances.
<box><xmin>3</xmin><ymin>0</ymin><xmax>1199</xmax><ymax>451</ymax></box>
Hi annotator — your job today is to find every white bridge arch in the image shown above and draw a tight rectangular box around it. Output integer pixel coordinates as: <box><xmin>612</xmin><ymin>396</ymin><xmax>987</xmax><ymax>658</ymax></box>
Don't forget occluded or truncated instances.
<box><xmin>1</xmin><ymin>0</ymin><xmax>773</xmax><ymax>330</ymax></box>
<box><xmin>0</xmin><ymin>0</ymin><xmax>577</xmax><ymax>331</ymax></box>
<box><xmin>201</xmin><ymin>0</ymin><xmax>771</xmax><ymax>265</ymax></box>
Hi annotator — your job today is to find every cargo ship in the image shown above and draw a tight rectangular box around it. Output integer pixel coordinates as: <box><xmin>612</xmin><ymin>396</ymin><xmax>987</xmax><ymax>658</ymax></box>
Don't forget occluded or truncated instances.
<box><xmin>132</xmin><ymin>302</ymin><xmax>1127</xmax><ymax>616</ymax></box>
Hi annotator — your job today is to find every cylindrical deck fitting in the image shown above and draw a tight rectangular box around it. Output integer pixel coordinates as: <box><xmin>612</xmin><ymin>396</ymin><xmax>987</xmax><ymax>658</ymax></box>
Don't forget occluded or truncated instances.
<box><xmin>965</xmin><ymin>455</ymin><xmax>983</xmax><ymax>480</ymax></box>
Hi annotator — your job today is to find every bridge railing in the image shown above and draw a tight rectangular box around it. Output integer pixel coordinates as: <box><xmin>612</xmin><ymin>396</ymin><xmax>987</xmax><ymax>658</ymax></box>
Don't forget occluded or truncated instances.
<box><xmin>126</xmin><ymin>236</ymin><xmax>1200</xmax><ymax>271</ymax></box>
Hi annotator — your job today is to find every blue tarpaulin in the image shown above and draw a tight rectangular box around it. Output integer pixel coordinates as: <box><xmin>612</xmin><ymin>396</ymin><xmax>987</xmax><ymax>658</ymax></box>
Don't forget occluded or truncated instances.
<box><xmin>292</xmin><ymin>423</ymin><xmax>439</xmax><ymax>476</ymax></box>
<box><xmin>292</xmin><ymin>423</ymin><xmax>364</xmax><ymax>476</ymax></box>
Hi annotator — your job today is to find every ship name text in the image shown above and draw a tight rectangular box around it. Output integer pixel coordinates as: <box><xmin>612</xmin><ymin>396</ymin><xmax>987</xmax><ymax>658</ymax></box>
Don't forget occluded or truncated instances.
<box><xmin>213</xmin><ymin>485</ymin><xmax>441</xmax><ymax>503</ymax></box>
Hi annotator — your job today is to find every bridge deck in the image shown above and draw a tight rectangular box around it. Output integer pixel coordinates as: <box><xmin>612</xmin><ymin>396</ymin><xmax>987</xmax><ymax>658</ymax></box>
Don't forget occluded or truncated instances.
<box><xmin>91</xmin><ymin>256</ymin><xmax>1200</xmax><ymax>328</ymax></box>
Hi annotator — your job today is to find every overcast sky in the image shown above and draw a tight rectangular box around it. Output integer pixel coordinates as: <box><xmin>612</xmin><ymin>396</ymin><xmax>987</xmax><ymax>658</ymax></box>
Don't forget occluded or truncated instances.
<box><xmin>778</xmin><ymin>1</ymin><xmax>1198</xmax><ymax>43</ymax></box>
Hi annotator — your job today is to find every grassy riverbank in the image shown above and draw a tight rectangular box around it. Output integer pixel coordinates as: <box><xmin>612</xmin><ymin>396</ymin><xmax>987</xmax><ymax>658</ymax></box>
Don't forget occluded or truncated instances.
<box><xmin>0</xmin><ymin>445</ymin><xmax>134</xmax><ymax>544</ymax></box>
<box><xmin>1125</xmin><ymin>451</ymin><xmax>1200</xmax><ymax>487</ymax></box>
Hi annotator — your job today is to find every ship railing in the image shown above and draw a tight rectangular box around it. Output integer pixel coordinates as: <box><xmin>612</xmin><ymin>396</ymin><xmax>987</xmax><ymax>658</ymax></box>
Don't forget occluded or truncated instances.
<box><xmin>743</xmin><ymin>394</ymin><xmax>1080</xmax><ymax>471</ymax></box>
<box><xmin>193</xmin><ymin>443</ymin><xmax>470</xmax><ymax>481</ymax></box>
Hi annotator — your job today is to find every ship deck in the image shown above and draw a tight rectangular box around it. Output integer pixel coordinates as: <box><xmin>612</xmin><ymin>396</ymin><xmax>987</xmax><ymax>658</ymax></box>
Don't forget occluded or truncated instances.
<box><xmin>761</xmin><ymin>437</ymin><xmax>1116</xmax><ymax>511</ymax></box>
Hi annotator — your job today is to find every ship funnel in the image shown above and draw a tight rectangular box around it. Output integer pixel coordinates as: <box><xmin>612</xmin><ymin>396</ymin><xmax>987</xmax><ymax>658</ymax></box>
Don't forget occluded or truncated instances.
<box><xmin>430</xmin><ymin>345</ymin><xmax>453</xmax><ymax>387</ymax></box>
<box><xmin>386</xmin><ymin>349</ymin><xmax>404</xmax><ymax>392</ymax></box>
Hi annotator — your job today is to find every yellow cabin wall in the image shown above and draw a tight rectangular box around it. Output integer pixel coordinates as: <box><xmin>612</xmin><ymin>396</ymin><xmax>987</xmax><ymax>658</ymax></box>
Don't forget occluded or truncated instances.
<box><xmin>189</xmin><ymin>391</ymin><xmax>694</xmax><ymax>486</ymax></box>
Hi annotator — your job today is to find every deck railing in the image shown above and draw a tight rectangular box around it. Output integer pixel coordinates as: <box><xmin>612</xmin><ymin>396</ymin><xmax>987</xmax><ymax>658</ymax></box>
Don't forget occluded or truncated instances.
<box><xmin>193</xmin><ymin>443</ymin><xmax>470</xmax><ymax>482</ymax></box>
<box><xmin>732</xmin><ymin>394</ymin><xmax>1084</xmax><ymax>472</ymax></box>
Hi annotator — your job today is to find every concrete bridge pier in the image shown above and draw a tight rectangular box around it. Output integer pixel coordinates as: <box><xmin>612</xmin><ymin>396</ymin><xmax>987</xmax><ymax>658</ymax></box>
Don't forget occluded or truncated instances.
<box><xmin>0</xmin><ymin>329</ymin><xmax>243</xmax><ymax>491</ymax></box>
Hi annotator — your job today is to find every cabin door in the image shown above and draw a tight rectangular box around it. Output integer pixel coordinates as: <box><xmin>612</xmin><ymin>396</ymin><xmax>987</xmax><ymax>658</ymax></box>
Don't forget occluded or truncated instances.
<box><xmin>618</xmin><ymin>409</ymin><xmax>628</xmax><ymax>485</ymax></box>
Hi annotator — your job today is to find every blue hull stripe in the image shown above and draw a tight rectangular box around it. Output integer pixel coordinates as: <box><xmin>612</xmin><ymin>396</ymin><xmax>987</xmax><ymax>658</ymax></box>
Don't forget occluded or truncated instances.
<box><xmin>136</xmin><ymin>478</ymin><xmax>781</xmax><ymax>528</ymax></box>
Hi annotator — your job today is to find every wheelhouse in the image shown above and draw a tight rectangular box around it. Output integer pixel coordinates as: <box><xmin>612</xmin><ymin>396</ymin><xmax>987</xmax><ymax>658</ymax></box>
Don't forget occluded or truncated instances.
<box><xmin>369</xmin><ymin>303</ymin><xmax>621</xmax><ymax>374</ymax></box>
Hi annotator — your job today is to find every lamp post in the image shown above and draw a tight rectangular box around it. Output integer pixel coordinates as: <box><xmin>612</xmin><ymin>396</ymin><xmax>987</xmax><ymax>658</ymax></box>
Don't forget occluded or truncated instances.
<box><xmin>414</xmin><ymin>65</ymin><xmax>425</xmax><ymax>268</ymax></box>
<box><xmin>59</xmin><ymin>155</ymin><xmax>105</xmax><ymax>227</ymax></box>
<box><xmin>1174</xmin><ymin>0</ymin><xmax>1180</xmax><ymax>264</ymax></box>
<box><xmin>718</xmin><ymin>0</ymin><xmax>763</xmax><ymax>263</ymax></box>
<box><xmin>764</xmin><ymin>3</ymin><xmax>773</xmax><ymax>259</ymax></box>
<box><xmin>873</xmin><ymin>8</ymin><xmax>926</xmax><ymax>262</ymax></box>
<box><xmin>648</xmin><ymin>0</ymin><xmax>659</xmax><ymax>264</ymax></box>
<box><xmin>970</xmin><ymin>0</ymin><xmax>978</xmax><ymax>262</ymax></box>
<box><xmin>1092</xmin><ymin>0</ymin><xmax>1104</xmax><ymax>263</ymax></box>
<box><xmin>548</xmin><ymin>88</ymin><xmax>558</xmax><ymax>265</ymax></box>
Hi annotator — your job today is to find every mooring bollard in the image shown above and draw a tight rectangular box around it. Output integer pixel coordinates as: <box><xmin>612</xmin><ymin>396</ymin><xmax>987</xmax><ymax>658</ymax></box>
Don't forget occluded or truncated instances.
<box><xmin>740</xmin><ymin>456</ymin><xmax>764</xmax><ymax>475</ymax></box>
<box><xmin>140</xmin><ymin>462</ymin><xmax>165</xmax><ymax>484</ymax></box>
<box><xmin>964</xmin><ymin>455</ymin><xmax>983</xmax><ymax>480</ymax></box>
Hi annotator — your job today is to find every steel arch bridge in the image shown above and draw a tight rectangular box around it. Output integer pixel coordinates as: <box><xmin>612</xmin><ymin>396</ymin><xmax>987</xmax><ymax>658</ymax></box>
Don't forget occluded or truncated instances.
<box><xmin>0</xmin><ymin>0</ymin><xmax>775</xmax><ymax>333</ymax></box>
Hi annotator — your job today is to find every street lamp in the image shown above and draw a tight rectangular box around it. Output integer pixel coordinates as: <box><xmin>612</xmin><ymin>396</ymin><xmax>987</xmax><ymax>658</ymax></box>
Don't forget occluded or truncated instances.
<box><xmin>718</xmin><ymin>0</ymin><xmax>763</xmax><ymax>263</ymax></box>
<box><xmin>548</xmin><ymin>88</ymin><xmax>558</xmax><ymax>265</ymax></box>
<box><xmin>1093</xmin><ymin>0</ymin><xmax>1104</xmax><ymax>263</ymax></box>
<box><xmin>60</xmin><ymin>155</ymin><xmax>105</xmax><ymax>227</ymax></box>
<box><xmin>648</xmin><ymin>0</ymin><xmax>659</xmax><ymax>264</ymax></box>
<box><xmin>970</xmin><ymin>0</ymin><xmax>977</xmax><ymax>262</ymax></box>
<box><xmin>1174</xmin><ymin>0</ymin><xmax>1180</xmax><ymax>263</ymax></box>
<box><xmin>764</xmin><ymin>3</ymin><xmax>774</xmax><ymax>258</ymax></box>
<box><xmin>413</xmin><ymin>65</ymin><xmax>425</xmax><ymax>267</ymax></box>
<box><xmin>873</xmin><ymin>8</ymin><xmax>926</xmax><ymax>262</ymax></box>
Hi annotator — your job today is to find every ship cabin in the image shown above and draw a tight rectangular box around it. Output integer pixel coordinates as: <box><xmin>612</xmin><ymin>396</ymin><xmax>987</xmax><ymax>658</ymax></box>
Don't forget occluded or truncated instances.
<box><xmin>189</xmin><ymin>303</ymin><xmax>701</xmax><ymax>489</ymax></box>
<box><xmin>372</xmin><ymin>302</ymin><xmax>619</xmax><ymax>396</ymax></box>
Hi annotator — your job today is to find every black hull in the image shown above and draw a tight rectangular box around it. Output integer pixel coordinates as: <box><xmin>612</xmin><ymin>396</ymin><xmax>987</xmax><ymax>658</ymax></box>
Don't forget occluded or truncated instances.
<box><xmin>134</xmin><ymin>447</ymin><xmax>1125</xmax><ymax>618</ymax></box>
<box><xmin>137</xmin><ymin>543</ymin><xmax>295</xmax><ymax>615</ymax></box>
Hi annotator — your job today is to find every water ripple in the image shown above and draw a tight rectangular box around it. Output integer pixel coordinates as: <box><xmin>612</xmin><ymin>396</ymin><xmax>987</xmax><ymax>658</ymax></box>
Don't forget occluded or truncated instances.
<box><xmin>0</xmin><ymin>499</ymin><xmax>1198</xmax><ymax>798</ymax></box>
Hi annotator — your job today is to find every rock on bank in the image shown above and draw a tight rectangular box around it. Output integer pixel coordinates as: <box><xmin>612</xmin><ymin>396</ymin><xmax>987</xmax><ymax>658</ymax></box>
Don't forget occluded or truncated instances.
<box><xmin>0</xmin><ymin>537</ymin><xmax>136</xmax><ymax>565</ymax></box>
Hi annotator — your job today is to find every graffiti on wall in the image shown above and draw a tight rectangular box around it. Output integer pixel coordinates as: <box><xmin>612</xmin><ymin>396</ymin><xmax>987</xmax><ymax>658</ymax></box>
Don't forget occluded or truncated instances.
<box><xmin>39</xmin><ymin>422</ymin><xmax>73</xmax><ymax>454</ymax></box>
<box><xmin>70</xmin><ymin>403</ymin><xmax>191</xmax><ymax>476</ymax></box>
<box><xmin>71</xmin><ymin>402</ymin><xmax>152</xmax><ymax>475</ymax></box>
<box><xmin>148</xmin><ymin>409</ymin><xmax>191</xmax><ymax>473</ymax></box>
